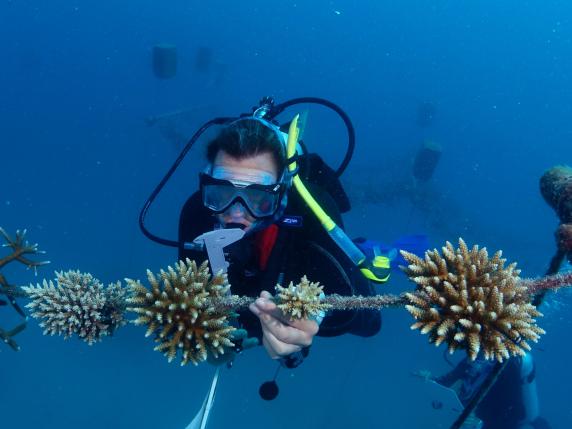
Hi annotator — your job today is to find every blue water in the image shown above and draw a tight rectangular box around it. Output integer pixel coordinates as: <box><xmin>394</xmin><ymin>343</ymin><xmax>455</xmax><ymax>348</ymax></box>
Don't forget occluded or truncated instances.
<box><xmin>1</xmin><ymin>1</ymin><xmax>571</xmax><ymax>428</ymax></box>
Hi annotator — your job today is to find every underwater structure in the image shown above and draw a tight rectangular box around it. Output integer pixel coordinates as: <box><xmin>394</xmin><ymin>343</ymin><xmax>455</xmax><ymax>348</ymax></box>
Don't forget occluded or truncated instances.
<box><xmin>417</xmin><ymin>101</ymin><xmax>437</xmax><ymax>128</ymax></box>
<box><xmin>19</xmin><ymin>237</ymin><xmax>572</xmax><ymax>366</ymax></box>
<box><xmin>152</xmin><ymin>44</ymin><xmax>178</xmax><ymax>79</ymax></box>
<box><xmin>412</xmin><ymin>139</ymin><xmax>442</xmax><ymax>183</ymax></box>
<box><xmin>540</xmin><ymin>165</ymin><xmax>572</xmax><ymax>274</ymax></box>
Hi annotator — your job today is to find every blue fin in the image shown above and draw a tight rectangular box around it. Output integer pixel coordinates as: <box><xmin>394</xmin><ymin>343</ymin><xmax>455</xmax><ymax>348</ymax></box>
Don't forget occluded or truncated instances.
<box><xmin>392</xmin><ymin>234</ymin><xmax>430</xmax><ymax>269</ymax></box>
<box><xmin>354</xmin><ymin>234</ymin><xmax>430</xmax><ymax>272</ymax></box>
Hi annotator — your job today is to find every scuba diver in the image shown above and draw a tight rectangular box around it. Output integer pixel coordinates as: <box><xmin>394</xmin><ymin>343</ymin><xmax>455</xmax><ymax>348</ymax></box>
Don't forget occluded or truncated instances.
<box><xmin>140</xmin><ymin>97</ymin><xmax>406</xmax><ymax>371</ymax></box>
<box><xmin>428</xmin><ymin>353</ymin><xmax>551</xmax><ymax>429</ymax></box>
<box><xmin>178</xmin><ymin>102</ymin><xmax>383</xmax><ymax>364</ymax></box>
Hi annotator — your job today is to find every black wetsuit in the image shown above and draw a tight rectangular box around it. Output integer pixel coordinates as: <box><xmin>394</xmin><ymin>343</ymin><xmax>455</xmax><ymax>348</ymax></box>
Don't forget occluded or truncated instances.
<box><xmin>436</xmin><ymin>356</ymin><xmax>550</xmax><ymax>429</ymax></box>
<box><xmin>178</xmin><ymin>165</ymin><xmax>381</xmax><ymax>345</ymax></box>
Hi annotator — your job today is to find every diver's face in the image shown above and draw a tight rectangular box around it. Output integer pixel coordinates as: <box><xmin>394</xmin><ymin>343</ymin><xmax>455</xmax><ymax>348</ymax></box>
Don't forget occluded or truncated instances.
<box><xmin>212</xmin><ymin>150</ymin><xmax>279</xmax><ymax>232</ymax></box>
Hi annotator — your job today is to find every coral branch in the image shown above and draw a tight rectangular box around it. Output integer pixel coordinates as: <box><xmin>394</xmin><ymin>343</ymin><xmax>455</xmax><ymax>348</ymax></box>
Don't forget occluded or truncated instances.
<box><xmin>1</xmin><ymin>227</ymin><xmax>50</xmax><ymax>351</ymax></box>
<box><xmin>0</xmin><ymin>275</ymin><xmax>27</xmax><ymax>318</ymax></box>
<box><xmin>0</xmin><ymin>227</ymin><xmax>50</xmax><ymax>272</ymax></box>
<box><xmin>275</xmin><ymin>276</ymin><xmax>331</xmax><ymax>318</ymax></box>
<box><xmin>0</xmin><ymin>322</ymin><xmax>26</xmax><ymax>351</ymax></box>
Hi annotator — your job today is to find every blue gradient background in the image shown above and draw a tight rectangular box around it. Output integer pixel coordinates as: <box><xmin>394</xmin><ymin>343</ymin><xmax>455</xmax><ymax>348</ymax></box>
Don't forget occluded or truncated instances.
<box><xmin>1</xmin><ymin>1</ymin><xmax>571</xmax><ymax>428</ymax></box>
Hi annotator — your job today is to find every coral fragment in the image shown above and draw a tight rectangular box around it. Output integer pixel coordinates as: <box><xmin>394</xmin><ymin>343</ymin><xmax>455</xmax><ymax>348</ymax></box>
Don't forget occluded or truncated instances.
<box><xmin>126</xmin><ymin>259</ymin><xmax>236</xmax><ymax>366</ymax></box>
<box><xmin>401</xmin><ymin>239</ymin><xmax>543</xmax><ymax>362</ymax></box>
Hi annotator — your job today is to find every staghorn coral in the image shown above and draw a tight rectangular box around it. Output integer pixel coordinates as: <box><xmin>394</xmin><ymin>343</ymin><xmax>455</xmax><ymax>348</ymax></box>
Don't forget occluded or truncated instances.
<box><xmin>275</xmin><ymin>276</ymin><xmax>331</xmax><ymax>319</ymax></box>
<box><xmin>0</xmin><ymin>322</ymin><xmax>26</xmax><ymax>351</ymax></box>
<box><xmin>126</xmin><ymin>259</ymin><xmax>236</xmax><ymax>366</ymax></box>
<box><xmin>0</xmin><ymin>227</ymin><xmax>49</xmax><ymax>272</ymax></box>
<box><xmin>400</xmin><ymin>239</ymin><xmax>545</xmax><ymax>362</ymax></box>
<box><xmin>23</xmin><ymin>270</ymin><xmax>127</xmax><ymax>345</ymax></box>
<box><xmin>0</xmin><ymin>227</ymin><xmax>49</xmax><ymax>350</ymax></box>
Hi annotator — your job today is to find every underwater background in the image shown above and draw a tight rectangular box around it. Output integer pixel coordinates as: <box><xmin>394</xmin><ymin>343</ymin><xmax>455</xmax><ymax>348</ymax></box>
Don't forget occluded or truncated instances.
<box><xmin>1</xmin><ymin>1</ymin><xmax>571</xmax><ymax>428</ymax></box>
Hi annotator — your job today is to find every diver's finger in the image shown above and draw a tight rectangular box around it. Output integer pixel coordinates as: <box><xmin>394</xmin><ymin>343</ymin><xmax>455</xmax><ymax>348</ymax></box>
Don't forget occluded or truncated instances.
<box><xmin>249</xmin><ymin>301</ymin><xmax>263</xmax><ymax>317</ymax></box>
<box><xmin>262</xmin><ymin>334</ymin><xmax>280</xmax><ymax>359</ymax></box>
<box><xmin>256</xmin><ymin>301</ymin><xmax>314</xmax><ymax>328</ymax></box>
<box><xmin>242</xmin><ymin>337</ymin><xmax>259</xmax><ymax>349</ymax></box>
<box><xmin>252</xmin><ymin>295</ymin><xmax>291</xmax><ymax>324</ymax></box>
<box><xmin>254</xmin><ymin>297</ymin><xmax>319</xmax><ymax>335</ymax></box>
<box><xmin>258</xmin><ymin>312</ymin><xmax>313</xmax><ymax>347</ymax></box>
<box><xmin>263</xmin><ymin>329</ymin><xmax>302</xmax><ymax>358</ymax></box>
<box><xmin>231</xmin><ymin>328</ymin><xmax>248</xmax><ymax>341</ymax></box>
<box><xmin>281</xmin><ymin>317</ymin><xmax>319</xmax><ymax>337</ymax></box>
<box><xmin>252</xmin><ymin>294</ymin><xmax>277</xmax><ymax>313</ymax></box>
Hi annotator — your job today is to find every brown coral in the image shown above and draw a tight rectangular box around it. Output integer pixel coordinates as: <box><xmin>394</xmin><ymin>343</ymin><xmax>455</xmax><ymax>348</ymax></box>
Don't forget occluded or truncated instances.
<box><xmin>23</xmin><ymin>270</ymin><xmax>128</xmax><ymax>345</ymax></box>
<box><xmin>0</xmin><ymin>227</ymin><xmax>49</xmax><ymax>272</ymax></box>
<box><xmin>126</xmin><ymin>259</ymin><xmax>236</xmax><ymax>366</ymax></box>
<box><xmin>275</xmin><ymin>276</ymin><xmax>331</xmax><ymax>319</ymax></box>
<box><xmin>0</xmin><ymin>227</ymin><xmax>50</xmax><ymax>351</ymax></box>
<box><xmin>401</xmin><ymin>239</ymin><xmax>545</xmax><ymax>362</ymax></box>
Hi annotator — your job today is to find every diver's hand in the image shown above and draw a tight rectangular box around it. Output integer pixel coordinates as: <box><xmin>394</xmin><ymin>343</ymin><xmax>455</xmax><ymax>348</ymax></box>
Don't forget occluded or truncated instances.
<box><xmin>249</xmin><ymin>290</ymin><xmax>319</xmax><ymax>359</ymax></box>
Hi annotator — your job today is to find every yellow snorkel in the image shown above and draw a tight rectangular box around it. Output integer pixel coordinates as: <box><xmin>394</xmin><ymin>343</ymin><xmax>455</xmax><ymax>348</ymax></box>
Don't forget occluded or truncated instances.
<box><xmin>286</xmin><ymin>115</ymin><xmax>390</xmax><ymax>284</ymax></box>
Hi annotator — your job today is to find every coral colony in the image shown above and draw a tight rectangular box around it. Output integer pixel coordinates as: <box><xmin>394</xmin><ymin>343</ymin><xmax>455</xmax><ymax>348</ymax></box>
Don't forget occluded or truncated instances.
<box><xmin>0</xmin><ymin>227</ymin><xmax>49</xmax><ymax>351</ymax></box>
<box><xmin>401</xmin><ymin>240</ymin><xmax>544</xmax><ymax>362</ymax></box>
<box><xmin>125</xmin><ymin>260</ymin><xmax>236</xmax><ymax>365</ymax></box>
<box><xmin>23</xmin><ymin>271</ymin><xmax>127</xmax><ymax>345</ymax></box>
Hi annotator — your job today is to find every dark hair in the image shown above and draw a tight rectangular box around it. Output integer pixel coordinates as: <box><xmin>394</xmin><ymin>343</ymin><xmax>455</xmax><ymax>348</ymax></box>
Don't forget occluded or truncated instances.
<box><xmin>206</xmin><ymin>119</ymin><xmax>286</xmax><ymax>171</ymax></box>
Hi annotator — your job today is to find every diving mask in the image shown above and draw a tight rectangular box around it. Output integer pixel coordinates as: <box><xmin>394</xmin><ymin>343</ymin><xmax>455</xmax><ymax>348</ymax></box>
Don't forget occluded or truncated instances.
<box><xmin>200</xmin><ymin>172</ymin><xmax>286</xmax><ymax>219</ymax></box>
